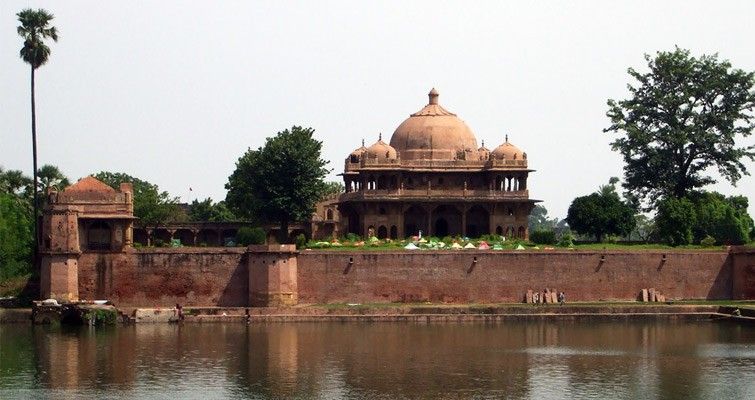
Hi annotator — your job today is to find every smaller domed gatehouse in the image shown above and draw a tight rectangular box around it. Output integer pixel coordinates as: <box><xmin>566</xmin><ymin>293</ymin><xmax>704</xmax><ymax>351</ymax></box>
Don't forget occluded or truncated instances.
<box><xmin>338</xmin><ymin>89</ymin><xmax>538</xmax><ymax>240</ymax></box>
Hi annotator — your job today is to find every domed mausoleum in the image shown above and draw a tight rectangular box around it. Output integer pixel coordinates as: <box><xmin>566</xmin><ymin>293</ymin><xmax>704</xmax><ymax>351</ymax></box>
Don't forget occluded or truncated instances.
<box><xmin>336</xmin><ymin>89</ymin><xmax>538</xmax><ymax>240</ymax></box>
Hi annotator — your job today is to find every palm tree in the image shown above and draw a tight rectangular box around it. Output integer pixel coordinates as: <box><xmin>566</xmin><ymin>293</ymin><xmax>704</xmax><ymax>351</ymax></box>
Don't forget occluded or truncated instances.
<box><xmin>17</xmin><ymin>8</ymin><xmax>58</xmax><ymax>266</ymax></box>
<box><xmin>37</xmin><ymin>164</ymin><xmax>70</xmax><ymax>192</ymax></box>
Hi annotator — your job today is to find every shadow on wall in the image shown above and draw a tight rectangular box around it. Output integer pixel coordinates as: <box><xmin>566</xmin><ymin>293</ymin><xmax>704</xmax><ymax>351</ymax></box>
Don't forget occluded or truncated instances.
<box><xmin>218</xmin><ymin>253</ymin><xmax>249</xmax><ymax>307</ymax></box>
<box><xmin>705</xmin><ymin>253</ymin><xmax>734</xmax><ymax>300</ymax></box>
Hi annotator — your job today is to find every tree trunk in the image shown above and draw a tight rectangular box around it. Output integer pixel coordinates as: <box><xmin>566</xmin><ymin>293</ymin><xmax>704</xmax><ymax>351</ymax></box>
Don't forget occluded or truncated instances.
<box><xmin>31</xmin><ymin>66</ymin><xmax>39</xmax><ymax>274</ymax></box>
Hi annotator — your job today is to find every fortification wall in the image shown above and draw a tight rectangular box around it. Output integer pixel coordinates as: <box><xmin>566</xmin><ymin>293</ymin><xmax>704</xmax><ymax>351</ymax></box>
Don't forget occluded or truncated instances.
<box><xmin>75</xmin><ymin>248</ymin><xmax>752</xmax><ymax>307</ymax></box>
<box><xmin>297</xmin><ymin>251</ymin><xmax>733</xmax><ymax>303</ymax></box>
<box><xmin>77</xmin><ymin>248</ymin><xmax>247</xmax><ymax>307</ymax></box>
<box><xmin>732</xmin><ymin>247</ymin><xmax>755</xmax><ymax>300</ymax></box>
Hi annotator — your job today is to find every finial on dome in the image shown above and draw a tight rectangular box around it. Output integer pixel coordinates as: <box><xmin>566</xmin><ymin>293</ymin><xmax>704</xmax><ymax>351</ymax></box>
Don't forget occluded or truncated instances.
<box><xmin>481</xmin><ymin>140</ymin><xmax>485</xmax><ymax>147</ymax></box>
<box><xmin>505</xmin><ymin>134</ymin><xmax>509</xmax><ymax>143</ymax></box>
<box><xmin>361</xmin><ymin>138</ymin><xmax>365</xmax><ymax>147</ymax></box>
<box><xmin>379</xmin><ymin>132</ymin><xmax>382</xmax><ymax>141</ymax></box>
<box><xmin>428</xmin><ymin>88</ymin><xmax>439</xmax><ymax>105</ymax></box>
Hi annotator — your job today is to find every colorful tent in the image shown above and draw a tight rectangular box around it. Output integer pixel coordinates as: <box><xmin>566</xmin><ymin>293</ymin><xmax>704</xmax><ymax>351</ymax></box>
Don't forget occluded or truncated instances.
<box><xmin>451</xmin><ymin>243</ymin><xmax>463</xmax><ymax>250</ymax></box>
<box><xmin>492</xmin><ymin>244</ymin><xmax>504</xmax><ymax>250</ymax></box>
<box><xmin>515</xmin><ymin>244</ymin><xmax>526</xmax><ymax>250</ymax></box>
<box><xmin>404</xmin><ymin>243</ymin><xmax>419</xmax><ymax>250</ymax></box>
<box><xmin>478</xmin><ymin>241</ymin><xmax>490</xmax><ymax>250</ymax></box>
<box><xmin>464</xmin><ymin>243</ymin><xmax>476</xmax><ymax>249</ymax></box>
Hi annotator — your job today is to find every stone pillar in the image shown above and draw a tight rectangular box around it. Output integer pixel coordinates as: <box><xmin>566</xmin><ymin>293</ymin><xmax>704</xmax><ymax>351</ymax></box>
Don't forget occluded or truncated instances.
<box><xmin>248</xmin><ymin>245</ymin><xmax>298</xmax><ymax>307</ymax></box>
<box><xmin>397</xmin><ymin>204</ymin><xmax>405</xmax><ymax>238</ymax></box>
<box><xmin>461</xmin><ymin>205</ymin><xmax>468</xmax><ymax>237</ymax></box>
<box><xmin>427</xmin><ymin>207</ymin><xmax>433</xmax><ymax>237</ymax></box>
<box><xmin>124</xmin><ymin>220</ymin><xmax>133</xmax><ymax>247</ymax></box>
<box><xmin>40</xmin><ymin>255</ymin><xmax>79</xmax><ymax>302</ymax></box>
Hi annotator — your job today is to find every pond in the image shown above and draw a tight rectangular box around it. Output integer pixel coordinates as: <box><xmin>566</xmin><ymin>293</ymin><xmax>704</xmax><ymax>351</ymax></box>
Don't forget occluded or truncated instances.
<box><xmin>1</xmin><ymin>320</ymin><xmax>753</xmax><ymax>399</ymax></box>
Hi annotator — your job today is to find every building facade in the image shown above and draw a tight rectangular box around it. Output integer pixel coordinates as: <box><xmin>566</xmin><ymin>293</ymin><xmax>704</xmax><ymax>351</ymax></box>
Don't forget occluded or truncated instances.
<box><xmin>338</xmin><ymin>89</ymin><xmax>537</xmax><ymax>239</ymax></box>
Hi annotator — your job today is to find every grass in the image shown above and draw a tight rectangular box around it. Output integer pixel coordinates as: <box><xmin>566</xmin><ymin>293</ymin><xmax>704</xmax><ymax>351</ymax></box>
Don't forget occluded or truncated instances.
<box><xmin>301</xmin><ymin>241</ymin><xmax>736</xmax><ymax>252</ymax></box>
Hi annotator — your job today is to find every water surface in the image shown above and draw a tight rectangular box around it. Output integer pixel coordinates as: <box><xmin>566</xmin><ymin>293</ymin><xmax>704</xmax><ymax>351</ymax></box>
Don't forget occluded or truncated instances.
<box><xmin>1</xmin><ymin>320</ymin><xmax>753</xmax><ymax>399</ymax></box>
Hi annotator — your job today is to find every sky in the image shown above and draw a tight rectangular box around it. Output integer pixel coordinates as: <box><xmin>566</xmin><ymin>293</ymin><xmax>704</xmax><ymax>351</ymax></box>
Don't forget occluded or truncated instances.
<box><xmin>1</xmin><ymin>0</ymin><xmax>754</xmax><ymax>219</ymax></box>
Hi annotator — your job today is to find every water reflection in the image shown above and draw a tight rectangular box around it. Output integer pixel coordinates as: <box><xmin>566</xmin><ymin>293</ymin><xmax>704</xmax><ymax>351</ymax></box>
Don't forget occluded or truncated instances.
<box><xmin>1</xmin><ymin>321</ymin><xmax>753</xmax><ymax>399</ymax></box>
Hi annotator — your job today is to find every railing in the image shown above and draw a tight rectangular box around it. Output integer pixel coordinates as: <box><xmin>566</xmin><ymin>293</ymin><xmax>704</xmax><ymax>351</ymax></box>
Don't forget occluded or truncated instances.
<box><xmin>340</xmin><ymin>189</ymin><xmax>530</xmax><ymax>201</ymax></box>
<box><xmin>344</xmin><ymin>158</ymin><xmax>528</xmax><ymax>171</ymax></box>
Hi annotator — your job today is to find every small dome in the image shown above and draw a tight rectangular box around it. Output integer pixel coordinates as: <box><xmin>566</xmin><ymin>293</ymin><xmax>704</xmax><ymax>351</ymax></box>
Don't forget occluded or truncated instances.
<box><xmin>350</xmin><ymin>139</ymin><xmax>368</xmax><ymax>157</ymax></box>
<box><xmin>491</xmin><ymin>136</ymin><xmax>524</xmax><ymax>160</ymax></box>
<box><xmin>477</xmin><ymin>140</ymin><xmax>491</xmax><ymax>160</ymax></box>
<box><xmin>366</xmin><ymin>134</ymin><xmax>398</xmax><ymax>160</ymax></box>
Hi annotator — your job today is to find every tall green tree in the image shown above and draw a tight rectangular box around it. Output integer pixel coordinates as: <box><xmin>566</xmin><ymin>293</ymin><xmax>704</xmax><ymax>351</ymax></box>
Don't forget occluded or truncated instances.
<box><xmin>37</xmin><ymin>164</ymin><xmax>69</xmax><ymax>192</ymax></box>
<box><xmin>188</xmin><ymin>198</ymin><xmax>236</xmax><ymax>222</ymax></box>
<box><xmin>566</xmin><ymin>179</ymin><xmax>636</xmax><ymax>242</ymax></box>
<box><xmin>656</xmin><ymin>196</ymin><xmax>696</xmax><ymax>246</ymax></box>
<box><xmin>322</xmin><ymin>181</ymin><xmax>345</xmax><ymax>198</ymax></box>
<box><xmin>93</xmin><ymin>172</ymin><xmax>183</xmax><ymax>229</ymax></box>
<box><xmin>226</xmin><ymin>126</ymin><xmax>329</xmax><ymax>243</ymax></box>
<box><xmin>17</xmin><ymin>8</ymin><xmax>58</xmax><ymax>266</ymax></box>
<box><xmin>605</xmin><ymin>48</ymin><xmax>755</xmax><ymax>209</ymax></box>
<box><xmin>528</xmin><ymin>204</ymin><xmax>559</xmax><ymax>233</ymax></box>
<box><xmin>0</xmin><ymin>168</ymin><xmax>32</xmax><ymax>196</ymax></box>
<box><xmin>0</xmin><ymin>193</ymin><xmax>33</xmax><ymax>281</ymax></box>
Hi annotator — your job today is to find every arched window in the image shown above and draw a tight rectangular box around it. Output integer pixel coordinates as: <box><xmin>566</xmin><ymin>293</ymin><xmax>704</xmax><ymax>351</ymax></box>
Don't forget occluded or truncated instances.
<box><xmin>390</xmin><ymin>225</ymin><xmax>398</xmax><ymax>239</ymax></box>
<box><xmin>377</xmin><ymin>226</ymin><xmax>388</xmax><ymax>239</ymax></box>
<box><xmin>326</xmin><ymin>209</ymin><xmax>334</xmax><ymax>220</ymax></box>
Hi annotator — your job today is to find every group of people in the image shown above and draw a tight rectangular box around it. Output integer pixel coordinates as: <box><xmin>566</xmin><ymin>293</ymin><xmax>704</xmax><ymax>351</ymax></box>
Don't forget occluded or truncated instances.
<box><xmin>532</xmin><ymin>291</ymin><xmax>566</xmax><ymax>305</ymax></box>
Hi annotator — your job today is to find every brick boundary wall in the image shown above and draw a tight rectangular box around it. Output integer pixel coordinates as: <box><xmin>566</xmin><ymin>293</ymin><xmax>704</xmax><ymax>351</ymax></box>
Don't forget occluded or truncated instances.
<box><xmin>296</xmin><ymin>251</ymin><xmax>733</xmax><ymax>304</ymax></box>
<box><xmin>75</xmin><ymin>248</ymin><xmax>753</xmax><ymax>307</ymax></box>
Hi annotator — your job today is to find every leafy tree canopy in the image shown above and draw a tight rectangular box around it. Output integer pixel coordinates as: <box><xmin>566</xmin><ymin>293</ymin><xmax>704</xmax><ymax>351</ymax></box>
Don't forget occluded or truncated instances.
<box><xmin>225</xmin><ymin>126</ymin><xmax>329</xmax><ymax>243</ymax></box>
<box><xmin>656</xmin><ymin>196</ymin><xmax>696</xmax><ymax>246</ymax></box>
<box><xmin>92</xmin><ymin>171</ymin><xmax>183</xmax><ymax>228</ymax></box>
<box><xmin>37</xmin><ymin>164</ymin><xmax>69</xmax><ymax>192</ymax></box>
<box><xmin>188</xmin><ymin>198</ymin><xmax>236</xmax><ymax>222</ymax></box>
<box><xmin>0</xmin><ymin>167</ymin><xmax>32</xmax><ymax>197</ymax></box>
<box><xmin>17</xmin><ymin>8</ymin><xmax>58</xmax><ymax>69</ymax></box>
<box><xmin>322</xmin><ymin>181</ymin><xmax>344</xmax><ymax>198</ymax></box>
<box><xmin>0</xmin><ymin>193</ymin><xmax>33</xmax><ymax>280</ymax></box>
<box><xmin>566</xmin><ymin>179</ymin><xmax>636</xmax><ymax>242</ymax></box>
<box><xmin>605</xmin><ymin>48</ymin><xmax>755</xmax><ymax>209</ymax></box>
<box><xmin>528</xmin><ymin>204</ymin><xmax>560</xmax><ymax>233</ymax></box>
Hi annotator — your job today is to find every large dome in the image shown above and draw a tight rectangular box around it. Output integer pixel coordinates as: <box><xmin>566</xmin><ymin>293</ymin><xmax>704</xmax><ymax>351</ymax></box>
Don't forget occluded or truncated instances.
<box><xmin>389</xmin><ymin>88</ymin><xmax>478</xmax><ymax>160</ymax></box>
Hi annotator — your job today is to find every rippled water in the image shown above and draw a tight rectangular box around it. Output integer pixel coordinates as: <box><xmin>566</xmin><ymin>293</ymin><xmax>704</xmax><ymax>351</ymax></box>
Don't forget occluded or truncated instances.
<box><xmin>1</xmin><ymin>320</ymin><xmax>753</xmax><ymax>399</ymax></box>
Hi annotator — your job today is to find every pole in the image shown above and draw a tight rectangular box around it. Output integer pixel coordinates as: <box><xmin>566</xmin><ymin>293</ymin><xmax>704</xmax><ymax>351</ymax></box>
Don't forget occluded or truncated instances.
<box><xmin>31</xmin><ymin>65</ymin><xmax>39</xmax><ymax>274</ymax></box>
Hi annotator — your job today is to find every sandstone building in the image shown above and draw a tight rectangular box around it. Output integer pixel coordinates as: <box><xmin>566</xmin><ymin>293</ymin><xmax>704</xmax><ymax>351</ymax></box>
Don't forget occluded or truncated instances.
<box><xmin>337</xmin><ymin>89</ymin><xmax>537</xmax><ymax>239</ymax></box>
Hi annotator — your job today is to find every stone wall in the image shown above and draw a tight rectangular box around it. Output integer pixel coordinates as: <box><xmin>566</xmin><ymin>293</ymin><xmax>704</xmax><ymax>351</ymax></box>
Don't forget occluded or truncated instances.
<box><xmin>78</xmin><ymin>248</ymin><xmax>247</xmax><ymax>307</ymax></box>
<box><xmin>732</xmin><ymin>246</ymin><xmax>755</xmax><ymax>300</ymax></box>
<box><xmin>75</xmin><ymin>248</ymin><xmax>753</xmax><ymax>307</ymax></box>
<box><xmin>296</xmin><ymin>251</ymin><xmax>734</xmax><ymax>304</ymax></box>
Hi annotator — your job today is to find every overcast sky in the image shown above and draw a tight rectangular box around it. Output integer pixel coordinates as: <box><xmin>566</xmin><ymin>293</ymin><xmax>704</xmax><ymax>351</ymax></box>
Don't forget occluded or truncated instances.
<box><xmin>2</xmin><ymin>0</ymin><xmax>754</xmax><ymax>219</ymax></box>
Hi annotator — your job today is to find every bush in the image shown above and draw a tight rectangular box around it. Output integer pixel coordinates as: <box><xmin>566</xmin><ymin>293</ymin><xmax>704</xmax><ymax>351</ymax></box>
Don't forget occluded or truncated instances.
<box><xmin>343</xmin><ymin>233</ymin><xmax>361</xmax><ymax>242</ymax></box>
<box><xmin>700</xmin><ymin>235</ymin><xmax>716</xmax><ymax>247</ymax></box>
<box><xmin>557</xmin><ymin>230</ymin><xmax>574</xmax><ymax>247</ymax></box>
<box><xmin>656</xmin><ymin>197</ymin><xmax>696</xmax><ymax>246</ymax></box>
<box><xmin>237</xmin><ymin>227</ymin><xmax>266</xmax><ymax>246</ymax></box>
<box><xmin>295</xmin><ymin>233</ymin><xmax>307</xmax><ymax>249</ymax></box>
<box><xmin>529</xmin><ymin>230</ymin><xmax>556</xmax><ymax>245</ymax></box>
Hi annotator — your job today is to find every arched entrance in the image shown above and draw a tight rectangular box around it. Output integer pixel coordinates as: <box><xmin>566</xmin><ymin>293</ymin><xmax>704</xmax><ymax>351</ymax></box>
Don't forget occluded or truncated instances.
<box><xmin>403</xmin><ymin>205</ymin><xmax>427</xmax><ymax>237</ymax></box>
<box><xmin>377</xmin><ymin>225</ymin><xmax>388</xmax><ymax>239</ymax></box>
<box><xmin>465</xmin><ymin>205</ymin><xmax>489</xmax><ymax>238</ymax></box>
<box><xmin>434</xmin><ymin>218</ymin><xmax>449</xmax><ymax>237</ymax></box>
<box><xmin>432</xmin><ymin>205</ymin><xmax>462</xmax><ymax>237</ymax></box>
<box><xmin>390</xmin><ymin>225</ymin><xmax>398</xmax><ymax>239</ymax></box>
